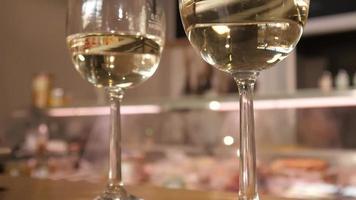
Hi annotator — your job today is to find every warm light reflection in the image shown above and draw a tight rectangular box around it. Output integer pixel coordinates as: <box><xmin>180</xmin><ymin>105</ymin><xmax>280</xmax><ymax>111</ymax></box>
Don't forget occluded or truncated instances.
<box><xmin>48</xmin><ymin>105</ymin><xmax>161</xmax><ymax>117</ymax></box>
<box><xmin>109</xmin><ymin>56</ymin><xmax>115</xmax><ymax>63</ymax></box>
<box><xmin>118</xmin><ymin>82</ymin><xmax>133</xmax><ymax>88</ymax></box>
<box><xmin>195</xmin><ymin>0</ymin><xmax>236</xmax><ymax>13</ymax></box>
<box><xmin>266</xmin><ymin>53</ymin><xmax>283</xmax><ymax>64</ymax></box>
<box><xmin>78</xmin><ymin>54</ymin><xmax>86</xmax><ymax>62</ymax></box>
<box><xmin>118</xmin><ymin>7</ymin><xmax>123</xmax><ymax>19</ymax></box>
<box><xmin>223</xmin><ymin>136</ymin><xmax>234</xmax><ymax>146</ymax></box>
<box><xmin>294</xmin><ymin>0</ymin><xmax>309</xmax><ymax>8</ymax></box>
<box><xmin>82</xmin><ymin>0</ymin><xmax>103</xmax><ymax>28</ymax></box>
<box><xmin>236</xmin><ymin>149</ymin><xmax>240</xmax><ymax>157</ymax></box>
<box><xmin>209</xmin><ymin>101</ymin><xmax>221</xmax><ymax>110</ymax></box>
<box><xmin>212</xmin><ymin>25</ymin><xmax>230</xmax><ymax>35</ymax></box>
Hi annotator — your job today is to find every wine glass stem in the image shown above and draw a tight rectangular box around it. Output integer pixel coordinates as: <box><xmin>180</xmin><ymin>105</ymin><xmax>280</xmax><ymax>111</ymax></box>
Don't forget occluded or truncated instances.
<box><xmin>234</xmin><ymin>72</ymin><xmax>259</xmax><ymax>200</ymax></box>
<box><xmin>107</xmin><ymin>87</ymin><xmax>125</xmax><ymax>188</ymax></box>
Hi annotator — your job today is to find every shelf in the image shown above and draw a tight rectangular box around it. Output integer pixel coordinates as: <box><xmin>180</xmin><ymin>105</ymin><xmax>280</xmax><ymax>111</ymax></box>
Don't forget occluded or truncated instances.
<box><xmin>12</xmin><ymin>89</ymin><xmax>356</xmax><ymax>117</ymax></box>
<box><xmin>304</xmin><ymin>12</ymin><xmax>356</xmax><ymax>36</ymax></box>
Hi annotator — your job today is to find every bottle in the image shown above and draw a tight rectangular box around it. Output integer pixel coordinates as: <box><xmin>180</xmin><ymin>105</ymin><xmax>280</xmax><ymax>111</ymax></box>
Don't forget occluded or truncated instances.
<box><xmin>335</xmin><ymin>70</ymin><xmax>349</xmax><ymax>90</ymax></box>
<box><xmin>318</xmin><ymin>71</ymin><xmax>333</xmax><ymax>92</ymax></box>
<box><xmin>32</xmin><ymin>73</ymin><xmax>52</xmax><ymax>108</ymax></box>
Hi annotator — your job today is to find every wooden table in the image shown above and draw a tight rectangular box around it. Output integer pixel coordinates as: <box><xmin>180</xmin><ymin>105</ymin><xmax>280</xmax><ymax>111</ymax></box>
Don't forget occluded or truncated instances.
<box><xmin>0</xmin><ymin>176</ymin><xmax>296</xmax><ymax>200</ymax></box>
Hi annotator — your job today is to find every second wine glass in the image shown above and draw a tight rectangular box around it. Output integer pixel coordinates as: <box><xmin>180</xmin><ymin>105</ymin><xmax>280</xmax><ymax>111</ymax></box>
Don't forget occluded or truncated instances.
<box><xmin>179</xmin><ymin>0</ymin><xmax>309</xmax><ymax>199</ymax></box>
<box><xmin>66</xmin><ymin>0</ymin><xmax>165</xmax><ymax>200</ymax></box>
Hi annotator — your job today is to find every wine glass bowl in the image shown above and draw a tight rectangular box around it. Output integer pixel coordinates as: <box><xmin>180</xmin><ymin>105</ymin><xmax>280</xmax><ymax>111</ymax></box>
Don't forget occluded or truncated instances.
<box><xmin>180</xmin><ymin>0</ymin><xmax>309</xmax><ymax>74</ymax></box>
<box><xmin>67</xmin><ymin>0</ymin><xmax>165</xmax><ymax>89</ymax></box>
<box><xmin>179</xmin><ymin>0</ymin><xmax>309</xmax><ymax>199</ymax></box>
<box><xmin>66</xmin><ymin>0</ymin><xmax>165</xmax><ymax>200</ymax></box>
<box><xmin>67</xmin><ymin>33</ymin><xmax>163</xmax><ymax>89</ymax></box>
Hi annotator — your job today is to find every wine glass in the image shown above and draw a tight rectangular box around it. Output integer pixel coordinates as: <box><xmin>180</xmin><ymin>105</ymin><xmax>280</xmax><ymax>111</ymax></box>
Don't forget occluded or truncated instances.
<box><xmin>66</xmin><ymin>0</ymin><xmax>165</xmax><ymax>200</ymax></box>
<box><xmin>179</xmin><ymin>0</ymin><xmax>309</xmax><ymax>199</ymax></box>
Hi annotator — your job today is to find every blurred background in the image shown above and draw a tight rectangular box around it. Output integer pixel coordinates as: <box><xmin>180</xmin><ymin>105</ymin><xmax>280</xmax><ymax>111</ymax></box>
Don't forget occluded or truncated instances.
<box><xmin>1</xmin><ymin>0</ymin><xmax>356</xmax><ymax>199</ymax></box>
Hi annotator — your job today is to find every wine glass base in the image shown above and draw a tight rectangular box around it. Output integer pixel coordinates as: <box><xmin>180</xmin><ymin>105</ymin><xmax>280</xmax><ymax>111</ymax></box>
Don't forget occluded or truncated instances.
<box><xmin>94</xmin><ymin>186</ymin><xmax>143</xmax><ymax>200</ymax></box>
<box><xmin>95</xmin><ymin>194</ymin><xmax>142</xmax><ymax>200</ymax></box>
<box><xmin>237</xmin><ymin>195</ymin><xmax>259</xmax><ymax>200</ymax></box>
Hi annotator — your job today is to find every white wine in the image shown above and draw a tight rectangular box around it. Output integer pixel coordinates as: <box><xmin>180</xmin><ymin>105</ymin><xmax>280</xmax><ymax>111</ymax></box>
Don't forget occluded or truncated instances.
<box><xmin>67</xmin><ymin>33</ymin><xmax>162</xmax><ymax>88</ymax></box>
<box><xmin>180</xmin><ymin>0</ymin><xmax>309</xmax><ymax>74</ymax></box>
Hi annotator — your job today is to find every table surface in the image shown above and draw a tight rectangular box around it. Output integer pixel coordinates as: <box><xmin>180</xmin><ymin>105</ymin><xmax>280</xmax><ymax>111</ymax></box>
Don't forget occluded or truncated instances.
<box><xmin>0</xmin><ymin>176</ymin><xmax>301</xmax><ymax>200</ymax></box>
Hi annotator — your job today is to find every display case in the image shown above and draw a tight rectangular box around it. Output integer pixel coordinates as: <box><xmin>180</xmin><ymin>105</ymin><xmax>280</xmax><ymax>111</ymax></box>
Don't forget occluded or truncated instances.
<box><xmin>2</xmin><ymin>86</ymin><xmax>356</xmax><ymax>199</ymax></box>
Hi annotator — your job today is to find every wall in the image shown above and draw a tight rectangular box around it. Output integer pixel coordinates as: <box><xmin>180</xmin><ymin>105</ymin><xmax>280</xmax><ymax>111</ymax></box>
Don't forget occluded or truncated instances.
<box><xmin>0</xmin><ymin>0</ymin><xmax>93</xmax><ymax>126</ymax></box>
